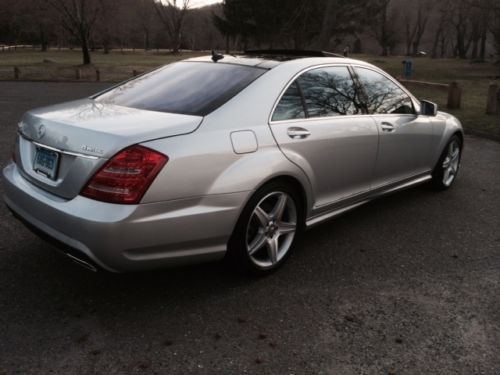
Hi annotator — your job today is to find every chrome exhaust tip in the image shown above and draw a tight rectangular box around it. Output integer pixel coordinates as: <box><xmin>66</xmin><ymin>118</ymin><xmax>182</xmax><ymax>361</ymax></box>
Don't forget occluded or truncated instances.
<box><xmin>66</xmin><ymin>253</ymin><xmax>98</xmax><ymax>272</ymax></box>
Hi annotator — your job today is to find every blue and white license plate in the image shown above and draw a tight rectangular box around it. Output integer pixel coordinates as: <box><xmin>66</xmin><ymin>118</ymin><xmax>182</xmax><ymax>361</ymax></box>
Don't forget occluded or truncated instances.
<box><xmin>33</xmin><ymin>146</ymin><xmax>60</xmax><ymax>180</ymax></box>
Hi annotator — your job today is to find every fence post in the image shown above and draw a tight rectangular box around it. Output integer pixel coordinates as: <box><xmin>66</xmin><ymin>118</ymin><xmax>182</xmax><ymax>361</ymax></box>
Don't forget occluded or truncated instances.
<box><xmin>447</xmin><ymin>81</ymin><xmax>462</xmax><ymax>109</ymax></box>
<box><xmin>486</xmin><ymin>83</ymin><xmax>499</xmax><ymax>115</ymax></box>
<box><xmin>95</xmin><ymin>69</ymin><xmax>101</xmax><ymax>82</ymax></box>
<box><xmin>13</xmin><ymin>66</ymin><xmax>20</xmax><ymax>80</ymax></box>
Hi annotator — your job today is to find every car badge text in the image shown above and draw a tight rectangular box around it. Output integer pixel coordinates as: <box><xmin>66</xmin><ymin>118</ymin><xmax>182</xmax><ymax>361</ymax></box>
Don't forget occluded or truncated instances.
<box><xmin>81</xmin><ymin>145</ymin><xmax>104</xmax><ymax>155</ymax></box>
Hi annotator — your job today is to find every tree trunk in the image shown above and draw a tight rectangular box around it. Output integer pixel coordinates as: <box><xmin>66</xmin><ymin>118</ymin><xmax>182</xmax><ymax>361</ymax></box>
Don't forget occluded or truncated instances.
<box><xmin>457</xmin><ymin>31</ymin><xmax>467</xmax><ymax>59</ymax></box>
<box><xmin>470</xmin><ymin>40</ymin><xmax>479</xmax><ymax>60</ymax></box>
<box><xmin>479</xmin><ymin>28</ymin><xmax>487</xmax><ymax>61</ymax></box>
<box><xmin>412</xmin><ymin>41</ymin><xmax>418</xmax><ymax>55</ymax></box>
<box><xmin>440</xmin><ymin>35</ymin><xmax>446</xmax><ymax>58</ymax></box>
<box><xmin>225</xmin><ymin>35</ymin><xmax>230</xmax><ymax>54</ymax></box>
<box><xmin>172</xmin><ymin>32</ymin><xmax>181</xmax><ymax>53</ymax></box>
<box><xmin>431</xmin><ymin>27</ymin><xmax>442</xmax><ymax>58</ymax></box>
<box><xmin>81</xmin><ymin>35</ymin><xmax>91</xmax><ymax>65</ymax></box>
<box><xmin>40</xmin><ymin>28</ymin><xmax>48</xmax><ymax>52</ymax></box>
<box><xmin>144</xmin><ymin>29</ymin><xmax>150</xmax><ymax>51</ymax></box>
<box><xmin>412</xmin><ymin>30</ymin><xmax>425</xmax><ymax>55</ymax></box>
<box><xmin>405</xmin><ymin>23</ymin><xmax>412</xmax><ymax>55</ymax></box>
<box><xmin>353</xmin><ymin>37</ymin><xmax>362</xmax><ymax>54</ymax></box>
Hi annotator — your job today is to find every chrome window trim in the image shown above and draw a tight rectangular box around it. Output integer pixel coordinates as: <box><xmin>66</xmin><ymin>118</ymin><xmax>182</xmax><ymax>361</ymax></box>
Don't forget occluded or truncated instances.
<box><xmin>268</xmin><ymin>63</ymin><xmax>359</xmax><ymax>125</ymax></box>
<box><xmin>350</xmin><ymin>64</ymin><xmax>421</xmax><ymax>114</ymax></box>
<box><xmin>270</xmin><ymin>113</ymin><xmax>373</xmax><ymax>125</ymax></box>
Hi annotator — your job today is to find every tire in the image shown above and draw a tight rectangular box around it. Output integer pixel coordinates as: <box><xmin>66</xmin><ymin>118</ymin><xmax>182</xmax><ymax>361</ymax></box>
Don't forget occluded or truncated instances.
<box><xmin>431</xmin><ymin>135</ymin><xmax>462</xmax><ymax>190</ymax></box>
<box><xmin>227</xmin><ymin>181</ymin><xmax>303</xmax><ymax>276</ymax></box>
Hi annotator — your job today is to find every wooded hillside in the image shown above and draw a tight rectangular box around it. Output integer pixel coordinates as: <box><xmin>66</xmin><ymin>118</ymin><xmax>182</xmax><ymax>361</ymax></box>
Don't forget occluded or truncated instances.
<box><xmin>1</xmin><ymin>0</ymin><xmax>498</xmax><ymax>64</ymax></box>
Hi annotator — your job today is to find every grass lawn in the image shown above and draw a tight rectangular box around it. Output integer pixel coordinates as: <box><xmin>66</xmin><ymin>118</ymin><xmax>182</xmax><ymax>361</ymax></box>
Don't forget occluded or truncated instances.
<box><xmin>0</xmin><ymin>49</ymin><xmax>205</xmax><ymax>82</ymax></box>
<box><xmin>365</xmin><ymin>55</ymin><xmax>500</xmax><ymax>138</ymax></box>
<box><xmin>0</xmin><ymin>49</ymin><xmax>498</xmax><ymax>137</ymax></box>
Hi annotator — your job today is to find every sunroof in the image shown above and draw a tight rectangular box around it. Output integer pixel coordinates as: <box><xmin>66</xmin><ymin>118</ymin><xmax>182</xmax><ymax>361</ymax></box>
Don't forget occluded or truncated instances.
<box><xmin>244</xmin><ymin>50</ymin><xmax>344</xmax><ymax>60</ymax></box>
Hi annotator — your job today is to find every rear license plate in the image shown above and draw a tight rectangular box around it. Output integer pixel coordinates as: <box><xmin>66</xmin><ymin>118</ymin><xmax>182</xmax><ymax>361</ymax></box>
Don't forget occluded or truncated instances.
<box><xmin>33</xmin><ymin>146</ymin><xmax>60</xmax><ymax>180</ymax></box>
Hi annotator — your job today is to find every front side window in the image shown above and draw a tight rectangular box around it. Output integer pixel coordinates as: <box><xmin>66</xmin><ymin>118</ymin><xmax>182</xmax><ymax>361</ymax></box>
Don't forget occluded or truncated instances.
<box><xmin>355</xmin><ymin>67</ymin><xmax>415</xmax><ymax>115</ymax></box>
<box><xmin>95</xmin><ymin>62</ymin><xmax>266</xmax><ymax>116</ymax></box>
<box><xmin>272</xmin><ymin>66</ymin><xmax>362</xmax><ymax>121</ymax></box>
<box><xmin>298</xmin><ymin>66</ymin><xmax>362</xmax><ymax>117</ymax></box>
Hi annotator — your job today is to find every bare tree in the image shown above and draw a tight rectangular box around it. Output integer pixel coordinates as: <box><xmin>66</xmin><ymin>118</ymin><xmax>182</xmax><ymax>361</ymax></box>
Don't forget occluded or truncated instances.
<box><xmin>450</xmin><ymin>0</ymin><xmax>474</xmax><ymax>59</ymax></box>
<box><xmin>154</xmin><ymin>0</ymin><xmax>191</xmax><ymax>53</ymax></box>
<box><xmin>47</xmin><ymin>0</ymin><xmax>109</xmax><ymax>64</ymax></box>
<box><xmin>462</xmin><ymin>0</ymin><xmax>500</xmax><ymax>61</ymax></box>
<box><xmin>490</xmin><ymin>5</ymin><xmax>500</xmax><ymax>62</ymax></box>
<box><xmin>404</xmin><ymin>0</ymin><xmax>434</xmax><ymax>55</ymax></box>
<box><xmin>138</xmin><ymin>0</ymin><xmax>157</xmax><ymax>51</ymax></box>
<box><xmin>466</xmin><ymin>0</ymin><xmax>491</xmax><ymax>61</ymax></box>
<box><xmin>431</xmin><ymin>0</ymin><xmax>452</xmax><ymax>58</ymax></box>
<box><xmin>316</xmin><ymin>0</ymin><xmax>366</xmax><ymax>51</ymax></box>
<box><xmin>369</xmin><ymin>0</ymin><xmax>400</xmax><ymax>56</ymax></box>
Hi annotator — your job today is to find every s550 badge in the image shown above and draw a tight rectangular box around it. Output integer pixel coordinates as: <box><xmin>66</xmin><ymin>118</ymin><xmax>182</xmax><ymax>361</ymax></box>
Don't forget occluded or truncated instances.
<box><xmin>81</xmin><ymin>145</ymin><xmax>104</xmax><ymax>155</ymax></box>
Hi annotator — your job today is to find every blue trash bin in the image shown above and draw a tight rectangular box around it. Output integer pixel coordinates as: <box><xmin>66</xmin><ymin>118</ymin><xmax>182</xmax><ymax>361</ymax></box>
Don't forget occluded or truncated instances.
<box><xmin>402</xmin><ymin>59</ymin><xmax>413</xmax><ymax>79</ymax></box>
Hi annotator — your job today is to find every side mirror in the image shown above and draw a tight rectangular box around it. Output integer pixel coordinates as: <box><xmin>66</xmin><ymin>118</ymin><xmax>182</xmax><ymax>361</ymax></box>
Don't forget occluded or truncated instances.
<box><xmin>420</xmin><ymin>100</ymin><xmax>438</xmax><ymax>116</ymax></box>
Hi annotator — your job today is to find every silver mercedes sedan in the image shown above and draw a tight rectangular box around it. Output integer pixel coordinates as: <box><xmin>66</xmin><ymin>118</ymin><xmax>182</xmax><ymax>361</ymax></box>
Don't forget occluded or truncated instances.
<box><xmin>2</xmin><ymin>51</ymin><xmax>463</xmax><ymax>274</ymax></box>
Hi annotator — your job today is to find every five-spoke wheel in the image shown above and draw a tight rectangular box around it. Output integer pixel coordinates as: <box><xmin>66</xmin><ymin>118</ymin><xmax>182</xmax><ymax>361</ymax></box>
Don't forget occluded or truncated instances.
<box><xmin>441</xmin><ymin>139</ymin><xmax>461</xmax><ymax>187</ymax></box>
<box><xmin>432</xmin><ymin>135</ymin><xmax>462</xmax><ymax>190</ymax></box>
<box><xmin>228</xmin><ymin>181</ymin><xmax>302</xmax><ymax>275</ymax></box>
<box><xmin>246</xmin><ymin>192</ymin><xmax>297</xmax><ymax>268</ymax></box>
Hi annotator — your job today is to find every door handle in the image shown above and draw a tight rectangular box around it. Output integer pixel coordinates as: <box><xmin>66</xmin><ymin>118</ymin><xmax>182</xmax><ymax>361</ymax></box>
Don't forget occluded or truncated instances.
<box><xmin>380</xmin><ymin>122</ymin><xmax>395</xmax><ymax>133</ymax></box>
<box><xmin>287</xmin><ymin>127</ymin><xmax>311</xmax><ymax>139</ymax></box>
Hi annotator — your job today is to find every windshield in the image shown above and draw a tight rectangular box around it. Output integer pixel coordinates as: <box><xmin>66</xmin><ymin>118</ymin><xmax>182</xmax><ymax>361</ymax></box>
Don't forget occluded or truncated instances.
<box><xmin>95</xmin><ymin>62</ymin><xmax>267</xmax><ymax>116</ymax></box>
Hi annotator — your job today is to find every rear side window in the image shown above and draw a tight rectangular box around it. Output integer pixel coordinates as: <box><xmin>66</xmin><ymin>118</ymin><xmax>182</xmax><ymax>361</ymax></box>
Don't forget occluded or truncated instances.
<box><xmin>272</xmin><ymin>66</ymin><xmax>362</xmax><ymax>121</ymax></box>
<box><xmin>272</xmin><ymin>82</ymin><xmax>306</xmax><ymax>121</ymax></box>
<box><xmin>95</xmin><ymin>62</ymin><xmax>266</xmax><ymax>116</ymax></box>
<box><xmin>355</xmin><ymin>67</ymin><xmax>415</xmax><ymax>115</ymax></box>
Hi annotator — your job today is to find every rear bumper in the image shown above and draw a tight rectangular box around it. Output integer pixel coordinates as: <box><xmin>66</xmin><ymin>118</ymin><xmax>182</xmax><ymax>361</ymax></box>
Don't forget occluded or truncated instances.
<box><xmin>2</xmin><ymin>162</ymin><xmax>248</xmax><ymax>272</ymax></box>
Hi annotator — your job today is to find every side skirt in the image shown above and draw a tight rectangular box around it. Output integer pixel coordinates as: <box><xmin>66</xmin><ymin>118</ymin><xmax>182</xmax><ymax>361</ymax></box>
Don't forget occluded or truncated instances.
<box><xmin>305</xmin><ymin>174</ymin><xmax>432</xmax><ymax>228</ymax></box>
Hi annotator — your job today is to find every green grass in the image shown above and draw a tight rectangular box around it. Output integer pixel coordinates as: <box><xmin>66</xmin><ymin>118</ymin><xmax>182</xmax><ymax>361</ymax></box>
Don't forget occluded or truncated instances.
<box><xmin>364</xmin><ymin>55</ymin><xmax>500</xmax><ymax>137</ymax></box>
<box><xmin>0</xmin><ymin>49</ymin><xmax>204</xmax><ymax>82</ymax></box>
<box><xmin>0</xmin><ymin>49</ymin><xmax>203</xmax><ymax>67</ymax></box>
<box><xmin>1</xmin><ymin>49</ymin><xmax>499</xmax><ymax>137</ymax></box>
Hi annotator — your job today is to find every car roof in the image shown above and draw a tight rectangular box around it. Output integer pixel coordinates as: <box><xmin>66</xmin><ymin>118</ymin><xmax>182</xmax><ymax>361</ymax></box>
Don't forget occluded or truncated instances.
<box><xmin>186</xmin><ymin>55</ymin><xmax>282</xmax><ymax>69</ymax></box>
<box><xmin>184</xmin><ymin>51</ymin><xmax>374</xmax><ymax>70</ymax></box>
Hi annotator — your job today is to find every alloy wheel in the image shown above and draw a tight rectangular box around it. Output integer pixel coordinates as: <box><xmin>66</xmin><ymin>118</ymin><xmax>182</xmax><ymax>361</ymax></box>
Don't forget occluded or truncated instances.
<box><xmin>442</xmin><ymin>140</ymin><xmax>461</xmax><ymax>187</ymax></box>
<box><xmin>245</xmin><ymin>191</ymin><xmax>297</xmax><ymax>268</ymax></box>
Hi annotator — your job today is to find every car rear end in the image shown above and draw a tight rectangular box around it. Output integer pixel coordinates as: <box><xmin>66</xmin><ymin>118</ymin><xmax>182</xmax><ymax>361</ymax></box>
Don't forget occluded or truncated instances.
<box><xmin>2</xmin><ymin>60</ymin><xmax>270</xmax><ymax>272</ymax></box>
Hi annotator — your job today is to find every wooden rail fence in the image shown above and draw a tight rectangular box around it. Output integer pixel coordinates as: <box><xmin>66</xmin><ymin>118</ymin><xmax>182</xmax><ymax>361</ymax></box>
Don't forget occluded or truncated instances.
<box><xmin>399</xmin><ymin>79</ymin><xmax>462</xmax><ymax>109</ymax></box>
<box><xmin>7</xmin><ymin>67</ymin><xmax>500</xmax><ymax>116</ymax></box>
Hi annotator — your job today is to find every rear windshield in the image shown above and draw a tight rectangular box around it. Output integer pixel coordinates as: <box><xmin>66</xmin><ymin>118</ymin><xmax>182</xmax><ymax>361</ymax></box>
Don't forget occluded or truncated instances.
<box><xmin>95</xmin><ymin>62</ymin><xmax>267</xmax><ymax>116</ymax></box>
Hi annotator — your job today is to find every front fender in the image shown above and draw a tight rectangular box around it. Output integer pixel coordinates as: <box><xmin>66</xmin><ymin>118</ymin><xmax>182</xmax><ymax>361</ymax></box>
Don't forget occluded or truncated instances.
<box><xmin>431</xmin><ymin>111</ymin><xmax>464</xmax><ymax>167</ymax></box>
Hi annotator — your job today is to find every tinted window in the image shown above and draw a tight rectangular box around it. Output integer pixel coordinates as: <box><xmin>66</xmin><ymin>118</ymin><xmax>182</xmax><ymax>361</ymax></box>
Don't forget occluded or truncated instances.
<box><xmin>355</xmin><ymin>68</ymin><xmax>414</xmax><ymax>115</ymax></box>
<box><xmin>272</xmin><ymin>81</ymin><xmax>306</xmax><ymax>121</ymax></box>
<box><xmin>298</xmin><ymin>66</ymin><xmax>362</xmax><ymax>117</ymax></box>
<box><xmin>95</xmin><ymin>62</ymin><xmax>266</xmax><ymax>116</ymax></box>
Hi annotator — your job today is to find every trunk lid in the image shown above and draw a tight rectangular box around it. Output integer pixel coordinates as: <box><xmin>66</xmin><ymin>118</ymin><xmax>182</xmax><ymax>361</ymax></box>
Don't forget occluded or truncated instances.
<box><xmin>15</xmin><ymin>99</ymin><xmax>202</xmax><ymax>199</ymax></box>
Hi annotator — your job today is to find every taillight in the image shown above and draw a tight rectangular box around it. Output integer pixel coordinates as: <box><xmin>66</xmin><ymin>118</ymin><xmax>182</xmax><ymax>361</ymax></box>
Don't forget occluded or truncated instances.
<box><xmin>81</xmin><ymin>145</ymin><xmax>168</xmax><ymax>204</ymax></box>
